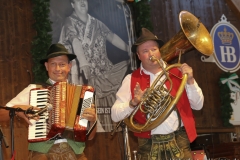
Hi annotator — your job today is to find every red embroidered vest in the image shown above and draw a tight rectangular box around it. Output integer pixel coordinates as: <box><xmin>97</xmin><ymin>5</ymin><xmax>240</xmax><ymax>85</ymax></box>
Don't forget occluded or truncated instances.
<box><xmin>130</xmin><ymin>68</ymin><xmax>197</xmax><ymax>142</ymax></box>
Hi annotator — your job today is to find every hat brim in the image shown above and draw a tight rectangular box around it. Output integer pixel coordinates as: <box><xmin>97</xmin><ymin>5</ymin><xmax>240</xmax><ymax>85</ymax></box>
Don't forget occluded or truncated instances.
<box><xmin>40</xmin><ymin>52</ymin><xmax>76</xmax><ymax>64</ymax></box>
<box><xmin>131</xmin><ymin>39</ymin><xmax>164</xmax><ymax>53</ymax></box>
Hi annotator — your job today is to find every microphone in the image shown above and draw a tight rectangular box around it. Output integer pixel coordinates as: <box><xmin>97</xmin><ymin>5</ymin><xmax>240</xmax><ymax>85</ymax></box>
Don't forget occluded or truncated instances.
<box><xmin>27</xmin><ymin>103</ymin><xmax>53</xmax><ymax>118</ymax></box>
<box><xmin>26</xmin><ymin>69</ymin><xmax>32</xmax><ymax>83</ymax></box>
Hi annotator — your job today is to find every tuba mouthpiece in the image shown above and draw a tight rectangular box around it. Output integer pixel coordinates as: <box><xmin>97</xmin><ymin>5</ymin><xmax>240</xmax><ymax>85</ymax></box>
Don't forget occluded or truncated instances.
<box><xmin>150</xmin><ymin>56</ymin><xmax>157</xmax><ymax>62</ymax></box>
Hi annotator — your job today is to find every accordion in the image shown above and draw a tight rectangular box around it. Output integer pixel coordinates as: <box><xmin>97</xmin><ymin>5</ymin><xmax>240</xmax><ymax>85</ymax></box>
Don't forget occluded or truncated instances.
<box><xmin>28</xmin><ymin>82</ymin><xmax>94</xmax><ymax>143</ymax></box>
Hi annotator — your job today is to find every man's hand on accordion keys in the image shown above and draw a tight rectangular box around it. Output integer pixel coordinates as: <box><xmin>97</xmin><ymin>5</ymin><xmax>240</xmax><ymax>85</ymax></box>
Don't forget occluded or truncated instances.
<box><xmin>81</xmin><ymin>104</ymin><xmax>97</xmax><ymax>140</ymax></box>
<box><xmin>81</xmin><ymin>104</ymin><xmax>96</xmax><ymax>122</ymax></box>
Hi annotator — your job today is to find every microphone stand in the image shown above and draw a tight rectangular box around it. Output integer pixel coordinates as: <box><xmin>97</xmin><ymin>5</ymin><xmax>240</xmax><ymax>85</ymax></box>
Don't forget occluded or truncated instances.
<box><xmin>111</xmin><ymin>120</ymin><xmax>131</xmax><ymax>160</ymax></box>
<box><xmin>0</xmin><ymin>126</ymin><xmax>9</xmax><ymax>160</ymax></box>
<box><xmin>0</xmin><ymin>106</ymin><xmax>27</xmax><ymax>159</ymax></box>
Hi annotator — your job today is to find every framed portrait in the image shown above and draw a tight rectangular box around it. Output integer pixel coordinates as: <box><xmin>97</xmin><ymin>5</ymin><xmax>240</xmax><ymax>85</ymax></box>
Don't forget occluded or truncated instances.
<box><xmin>49</xmin><ymin>0</ymin><xmax>136</xmax><ymax>132</ymax></box>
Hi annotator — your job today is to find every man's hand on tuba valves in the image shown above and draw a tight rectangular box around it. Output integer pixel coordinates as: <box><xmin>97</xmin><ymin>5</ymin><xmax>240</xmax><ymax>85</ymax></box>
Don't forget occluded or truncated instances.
<box><xmin>130</xmin><ymin>82</ymin><xmax>146</xmax><ymax>108</ymax></box>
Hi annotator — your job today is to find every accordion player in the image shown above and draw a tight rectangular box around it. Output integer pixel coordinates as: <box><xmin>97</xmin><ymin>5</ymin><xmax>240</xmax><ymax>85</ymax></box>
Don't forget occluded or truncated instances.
<box><xmin>28</xmin><ymin>82</ymin><xmax>95</xmax><ymax>143</ymax></box>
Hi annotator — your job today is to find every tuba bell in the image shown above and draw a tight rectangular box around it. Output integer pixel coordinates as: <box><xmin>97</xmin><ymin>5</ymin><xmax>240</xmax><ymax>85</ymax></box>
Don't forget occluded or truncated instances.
<box><xmin>124</xmin><ymin>10</ymin><xmax>213</xmax><ymax>132</ymax></box>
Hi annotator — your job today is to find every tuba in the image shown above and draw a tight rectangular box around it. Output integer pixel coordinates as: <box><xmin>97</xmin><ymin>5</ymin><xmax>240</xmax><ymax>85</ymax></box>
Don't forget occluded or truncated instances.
<box><xmin>124</xmin><ymin>10</ymin><xmax>213</xmax><ymax>132</ymax></box>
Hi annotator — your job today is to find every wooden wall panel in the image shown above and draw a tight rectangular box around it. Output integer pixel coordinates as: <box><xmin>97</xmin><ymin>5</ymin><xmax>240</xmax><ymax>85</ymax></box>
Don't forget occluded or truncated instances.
<box><xmin>85</xmin><ymin>131</ymin><xmax>138</xmax><ymax>160</ymax></box>
<box><xmin>0</xmin><ymin>0</ymin><xmax>35</xmax><ymax>159</ymax></box>
<box><xmin>0</xmin><ymin>0</ymin><xmax>35</xmax><ymax>107</ymax></box>
<box><xmin>225</xmin><ymin>0</ymin><xmax>240</xmax><ymax>19</ymax></box>
<box><xmin>1</xmin><ymin>119</ymin><xmax>29</xmax><ymax>160</ymax></box>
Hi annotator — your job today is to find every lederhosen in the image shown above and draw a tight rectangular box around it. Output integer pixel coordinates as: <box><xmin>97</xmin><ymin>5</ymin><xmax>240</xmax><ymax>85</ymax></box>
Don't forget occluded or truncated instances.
<box><xmin>131</xmin><ymin>68</ymin><xmax>197</xmax><ymax>159</ymax></box>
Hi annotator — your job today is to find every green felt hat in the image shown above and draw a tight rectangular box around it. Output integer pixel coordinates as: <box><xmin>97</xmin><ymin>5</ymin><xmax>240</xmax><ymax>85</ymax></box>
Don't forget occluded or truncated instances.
<box><xmin>40</xmin><ymin>43</ymin><xmax>76</xmax><ymax>64</ymax></box>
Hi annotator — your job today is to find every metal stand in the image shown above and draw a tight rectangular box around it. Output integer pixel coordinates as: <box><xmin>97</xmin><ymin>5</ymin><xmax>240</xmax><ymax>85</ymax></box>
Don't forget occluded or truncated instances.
<box><xmin>0</xmin><ymin>126</ymin><xmax>9</xmax><ymax>160</ymax></box>
<box><xmin>9</xmin><ymin>109</ymin><xmax>15</xmax><ymax>159</ymax></box>
<box><xmin>0</xmin><ymin>106</ymin><xmax>27</xmax><ymax>160</ymax></box>
<box><xmin>122</xmin><ymin>122</ymin><xmax>131</xmax><ymax>160</ymax></box>
<box><xmin>111</xmin><ymin>120</ymin><xmax>132</xmax><ymax>160</ymax></box>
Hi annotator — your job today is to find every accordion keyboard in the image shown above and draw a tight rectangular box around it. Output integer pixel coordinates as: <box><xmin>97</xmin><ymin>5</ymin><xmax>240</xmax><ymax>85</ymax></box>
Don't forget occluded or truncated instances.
<box><xmin>28</xmin><ymin>89</ymin><xmax>50</xmax><ymax>141</ymax></box>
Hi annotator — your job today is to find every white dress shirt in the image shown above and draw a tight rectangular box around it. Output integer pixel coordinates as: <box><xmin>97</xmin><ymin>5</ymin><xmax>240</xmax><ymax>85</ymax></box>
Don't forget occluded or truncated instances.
<box><xmin>6</xmin><ymin>79</ymin><xmax>55</xmax><ymax>107</ymax></box>
<box><xmin>111</xmin><ymin>64</ymin><xmax>204</xmax><ymax>135</ymax></box>
<box><xmin>6</xmin><ymin>84</ymin><xmax>39</xmax><ymax>107</ymax></box>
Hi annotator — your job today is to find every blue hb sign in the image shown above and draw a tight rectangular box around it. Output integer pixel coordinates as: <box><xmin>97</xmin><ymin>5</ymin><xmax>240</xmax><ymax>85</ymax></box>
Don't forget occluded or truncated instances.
<box><xmin>210</xmin><ymin>15</ymin><xmax>240</xmax><ymax>72</ymax></box>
